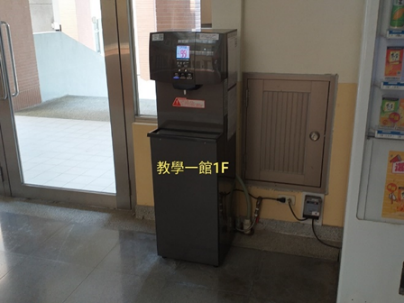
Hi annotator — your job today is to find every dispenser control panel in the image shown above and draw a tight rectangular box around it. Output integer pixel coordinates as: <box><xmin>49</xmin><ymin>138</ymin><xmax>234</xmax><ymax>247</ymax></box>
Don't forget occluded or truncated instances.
<box><xmin>175</xmin><ymin>47</ymin><xmax>192</xmax><ymax>80</ymax></box>
<box><xmin>176</xmin><ymin>45</ymin><xmax>190</xmax><ymax>59</ymax></box>
<box><xmin>149</xmin><ymin>30</ymin><xmax>237</xmax><ymax>86</ymax></box>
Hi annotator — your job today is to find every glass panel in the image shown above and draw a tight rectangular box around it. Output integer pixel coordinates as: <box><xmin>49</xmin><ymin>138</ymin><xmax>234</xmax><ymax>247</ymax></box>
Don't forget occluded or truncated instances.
<box><xmin>131</xmin><ymin>0</ymin><xmax>201</xmax><ymax>116</ymax></box>
<box><xmin>3</xmin><ymin>0</ymin><xmax>116</xmax><ymax>193</ymax></box>
<box><xmin>201</xmin><ymin>0</ymin><xmax>212</xmax><ymax>28</ymax></box>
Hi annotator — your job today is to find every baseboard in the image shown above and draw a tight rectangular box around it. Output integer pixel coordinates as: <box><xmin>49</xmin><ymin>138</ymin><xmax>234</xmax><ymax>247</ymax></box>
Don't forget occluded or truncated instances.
<box><xmin>135</xmin><ymin>205</ymin><xmax>155</xmax><ymax>220</ymax></box>
<box><xmin>135</xmin><ymin>205</ymin><xmax>342</xmax><ymax>261</ymax></box>
<box><xmin>233</xmin><ymin>219</ymin><xmax>341</xmax><ymax>261</ymax></box>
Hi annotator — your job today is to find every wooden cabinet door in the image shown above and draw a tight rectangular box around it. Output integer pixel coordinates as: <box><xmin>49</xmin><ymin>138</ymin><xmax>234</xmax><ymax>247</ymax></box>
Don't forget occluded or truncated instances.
<box><xmin>245</xmin><ymin>76</ymin><xmax>331</xmax><ymax>189</ymax></box>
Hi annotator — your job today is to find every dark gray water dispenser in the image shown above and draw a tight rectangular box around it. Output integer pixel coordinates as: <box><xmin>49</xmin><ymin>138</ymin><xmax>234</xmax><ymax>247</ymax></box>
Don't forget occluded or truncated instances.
<box><xmin>148</xmin><ymin>30</ymin><xmax>237</xmax><ymax>266</ymax></box>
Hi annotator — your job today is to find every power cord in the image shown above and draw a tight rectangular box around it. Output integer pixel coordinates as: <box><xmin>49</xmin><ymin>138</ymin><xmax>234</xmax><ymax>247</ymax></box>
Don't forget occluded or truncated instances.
<box><xmin>311</xmin><ymin>218</ymin><xmax>341</xmax><ymax>262</ymax></box>
<box><xmin>311</xmin><ymin>218</ymin><xmax>341</xmax><ymax>250</ymax></box>
<box><xmin>231</xmin><ymin>190</ymin><xmax>307</xmax><ymax>232</ymax></box>
<box><xmin>229</xmin><ymin>186</ymin><xmax>342</xmax><ymax>260</ymax></box>
<box><xmin>287</xmin><ymin>199</ymin><xmax>308</xmax><ymax>222</ymax></box>
<box><xmin>233</xmin><ymin>188</ymin><xmax>280</xmax><ymax>202</ymax></box>
<box><xmin>285</xmin><ymin>200</ymin><xmax>341</xmax><ymax>253</ymax></box>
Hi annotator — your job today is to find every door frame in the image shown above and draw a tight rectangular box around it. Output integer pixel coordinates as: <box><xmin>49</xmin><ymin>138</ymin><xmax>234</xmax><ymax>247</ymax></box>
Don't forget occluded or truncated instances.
<box><xmin>102</xmin><ymin>0</ymin><xmax>137</xmax><ymax>209</ymax></box>
<box><xmin>0</xmin><ymin>0</ymin><xmax>136</xmax><ymax>209</ymax></box>
<box><xmin>113</xmin><ymin>0</ymin><xmax>138</xmax><ymax>209</ymax></box>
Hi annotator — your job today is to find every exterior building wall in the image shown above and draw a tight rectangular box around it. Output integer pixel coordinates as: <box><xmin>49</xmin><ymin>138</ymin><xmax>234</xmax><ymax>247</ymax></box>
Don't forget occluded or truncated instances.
<box><xmin>134</xmin><ymin>0</ymin><xmax>156</xmax><ymax>80</ymax></box>
<box><xmin>76</xmin><ymin>0</ymin><xmax>95</xmax><ymax>51</ymax></box>
<box><xmin>3</xmin><ymin>0</ymin><xmax>42</xmax><ymax>110</ymax></box>
<box><xmin>59</xmin><ymin>0</ymin><xmax>78</xmax><ymax>41</ymax></box>
<box><xmin>155</xmin><ymin>0</ymin><xmax>201</xmax><ymax>31</ymax></box>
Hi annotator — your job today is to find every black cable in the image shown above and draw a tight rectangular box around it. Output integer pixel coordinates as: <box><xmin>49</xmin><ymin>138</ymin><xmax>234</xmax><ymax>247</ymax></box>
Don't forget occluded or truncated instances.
<box><xmin>226</xmin><ymin>188</ymin><xmax>342</xmax><ymax>260</ymax></box>
<box><xmin>233</xmin><ymin>188</ymin><xmax>279</xmax><ymax>202</ymax></box>
<box><xmin>311</xmin><ymin>219</ymin><xmax>341</xmax><ymax>250</ymax></box>
<box><xmin>287</xmin><ymin>199</ymin><xmax>308</xmax><ymax>221</ymax></box>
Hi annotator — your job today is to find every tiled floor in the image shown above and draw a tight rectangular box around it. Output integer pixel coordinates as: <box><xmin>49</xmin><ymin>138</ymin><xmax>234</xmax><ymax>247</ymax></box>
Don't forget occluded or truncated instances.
<box><xmin>14</xmin><ymin>116</ymin><xmax>116</xmax><ymax>193</ymax></box>
<box><xmin>0</xmin><ymin>197</ymin><xmax>340</xmax><ymax>303</ymax></box>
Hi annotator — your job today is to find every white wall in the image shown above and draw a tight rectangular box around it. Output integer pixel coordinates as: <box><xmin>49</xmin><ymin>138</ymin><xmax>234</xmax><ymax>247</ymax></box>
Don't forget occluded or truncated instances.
<box><xmin>34</xmin><ymin>32</ymin><xmax>108</xmax><ymax>101</ymax></box>
<box><xmin>212</xmin><ymin>0</ymin><xmax>243</xmax><ymax>80</ymax></box>
<box><xmin>29</xmin><ymin>0</ymin><xmax>54</xmax><ymax>32</ymax></box>
<box><xmin>240</xmin><ymin>0</ymin><xmax>364</xmax><ymax>83</ymax></box>
<box><xmin>211</xmin><ymin>0</ymin><xmax>365</xmax><ymax>227</ymax></box>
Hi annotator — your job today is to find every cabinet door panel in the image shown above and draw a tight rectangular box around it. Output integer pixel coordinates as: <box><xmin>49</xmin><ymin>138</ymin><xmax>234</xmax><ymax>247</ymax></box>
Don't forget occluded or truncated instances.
<box><xmin>245</xmin><ymin>77</ymin><xmax>330</xmax><ymax>188</ymax></box>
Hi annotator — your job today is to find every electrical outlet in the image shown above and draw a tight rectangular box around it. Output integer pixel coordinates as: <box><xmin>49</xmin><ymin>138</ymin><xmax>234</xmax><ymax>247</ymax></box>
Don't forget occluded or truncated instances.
<box><xmin>301</xmin><ymin>192</ymin><xmax>324</xmax><ymax>225</ymax></box>
<box><xmin>303</xmin><ymin>195</ymin><xmax>322</xmax><ymax>219</ymax></box>
<box><xmin>278</xmin><ymin>194</ymin><xmax>295</xmax><ymax>206</ymax></box>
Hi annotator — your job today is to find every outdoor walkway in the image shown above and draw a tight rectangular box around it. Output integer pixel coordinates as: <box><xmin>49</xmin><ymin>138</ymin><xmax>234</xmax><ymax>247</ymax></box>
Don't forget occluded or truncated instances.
<box><xmin>15</xmin><ymin>116</ymin><xmax>115</xmax><ymax>193</ymax></box>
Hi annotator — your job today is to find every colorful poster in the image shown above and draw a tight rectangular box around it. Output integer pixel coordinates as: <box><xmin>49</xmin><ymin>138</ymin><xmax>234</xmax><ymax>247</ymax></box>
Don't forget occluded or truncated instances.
<box><xmin>385</xmin><ymin>47</ymin><xmax>404</xmax><ymax>80</ymax></box>
<box><xmin>382</xmin><ymin>151</ymin><xmax>404</xmax><ymax>220</ymax></box>
<box><xmin>379</xmin><ymin>97</ymin><xmax>400</xmax><ymax>128</ymax></box>
<box><xmin>397</xmin><ymin>99</ymin><xmax>404</xmax><ymax>129</ymax></box>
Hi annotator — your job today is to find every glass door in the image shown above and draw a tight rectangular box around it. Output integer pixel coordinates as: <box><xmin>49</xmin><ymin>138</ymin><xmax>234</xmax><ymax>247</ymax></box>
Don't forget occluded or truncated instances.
<box><xmin>0</xmin><ymin>0</ymin><xmax>133</xmax><ymax>209</ymax></box>
<box><xmin>131</xmin><ymin>0</ymin><xmax>201</xmax><ymax>116</ymax></box>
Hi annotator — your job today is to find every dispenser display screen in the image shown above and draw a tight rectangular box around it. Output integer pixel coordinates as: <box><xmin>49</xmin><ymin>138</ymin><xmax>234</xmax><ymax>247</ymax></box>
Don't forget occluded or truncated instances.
<box><xmin>176</xmin><ymin>45</ymin><xmax>190</xmax><ymax>59</ymax></box>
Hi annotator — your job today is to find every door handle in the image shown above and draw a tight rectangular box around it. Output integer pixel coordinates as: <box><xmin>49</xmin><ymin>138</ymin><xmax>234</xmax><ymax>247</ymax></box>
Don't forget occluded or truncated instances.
<box><xmin>0</xmin><ymin>32</ymin><xmax>8</xmax><ymax>100</ymax></box>
<box><xmin>0</xmin><ymin>58</ymin><xmax>7</xmax><ymax>100</ymax></box>
<box><xmin>1</xmin><ymin>21</ymin><xmax>19</xmax><ymax>98</ymax></box>
<box><xmin>309</xmin><ymin>131</ymin><xmax>320</xmax><ymax>142</ymax></box>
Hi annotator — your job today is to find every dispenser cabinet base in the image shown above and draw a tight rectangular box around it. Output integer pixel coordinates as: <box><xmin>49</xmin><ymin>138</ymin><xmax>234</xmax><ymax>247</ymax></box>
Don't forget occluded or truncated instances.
<box><xmin>148</xmin><ymin>129</ymin><xmax>235</xmax><ymax>266</ymax></box>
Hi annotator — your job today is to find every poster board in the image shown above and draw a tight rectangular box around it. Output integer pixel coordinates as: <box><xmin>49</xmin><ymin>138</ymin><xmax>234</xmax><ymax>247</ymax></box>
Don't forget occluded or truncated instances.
<box><xmin>382</xmin><ymin>150</ymin><xmax>404</xmax><ymax>220</ymax></box>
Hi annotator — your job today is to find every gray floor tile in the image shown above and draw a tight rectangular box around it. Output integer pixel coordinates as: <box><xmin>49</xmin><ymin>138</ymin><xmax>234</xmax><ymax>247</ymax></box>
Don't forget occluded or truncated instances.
<box><xmin>95</xmin><ymin>232</ymin><xmax>185</xmax><ymax>289</ymax></box>
<box><xmin>95</xmin><ymin>232</ymin><xmax>173</xmax><ymax>277</ymax></box>
<box><xmin>0</xmin><ymin>196</ymin><xmax>155</xmax><ymax>233</ymax></box>
<box><xmin>64</xmin><ymin>268</ymin><xmax>166</xmax><ymax>303</ymax></box>
<box><xmin>170</xmin><ymin>247</ymin><xmax>262</xmax><ymax>295</ymax></box>
<box><xmin>248</xmin><ymin>297</ymin><xmax>276</xmax><ymax>303</ymax></box>
<box><xmin>0</xmin><ymin>212</ymin><xmax>67</xmax><ymax>254</ymax></box>
<box><xmin>30</xmin><ymin>224</ymin><xmax>119</xmax><ymax>267</ymax></box>
<box><xmin>221</xmin><ymin>246</ymin><xmax>263</xmax><ymax>276</ymax></box>
<box><xmin>233</xmin><ymin>227</ymin><xmax>340</xmax><ymax>261</ymax></box>
<box><xmin>252</xmin><ymin>251</ymin><xmax>339</xmax><ymax>303</ymax></box>
<box><xmin>0</xmin><ymin>251</ymin><xmax>26</xmax><ymax>279</ymax></box>
<box><xmin>159</xmin><ymin>282</ymin><xmax>250</xmax><ymax>303</ymax></box>
<box><xmin>0</xmin><ymin>256</ymin><xmax>93</xmax><ymax>303</ymax></box>
<box><xmin>0</xmin><ymin>198</ymin><xmax>340</xmax><ymax>303</ymax></box>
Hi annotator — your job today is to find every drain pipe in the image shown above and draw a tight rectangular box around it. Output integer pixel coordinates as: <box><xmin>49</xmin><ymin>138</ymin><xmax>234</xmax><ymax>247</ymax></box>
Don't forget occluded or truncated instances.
<box><xmin>233</xmin><ymin>174</ymin><xmax>252</xmax><ymax>234</ymax></box>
